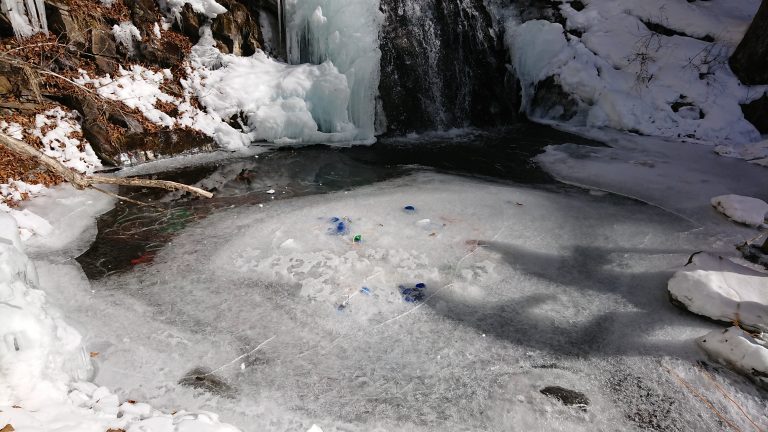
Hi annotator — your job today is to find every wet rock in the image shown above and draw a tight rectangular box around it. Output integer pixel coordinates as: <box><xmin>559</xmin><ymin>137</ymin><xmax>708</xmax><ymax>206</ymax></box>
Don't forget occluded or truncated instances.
<box><xmin>179</xmin><ymin>367</ymin><xmax>235</xmax><ymax>397</ymax></box>
<box><xmin>530</xmin><ymin>76</ymin><xmax>579</xmax><ymax>121</ymax></box>
<box><xmin>379</xmin><ymin>0</ymin><xmax>517</xmax><ymax>133</ymax></box>
<box><xmin>741</xmin><ymin>93</ymin><xmax>768</xmax><ymax>134</ymax></box>
<box><xmin>540</xmin><ymin>386</ymin><xmax>590</xmax><ymax>409</ymax></box>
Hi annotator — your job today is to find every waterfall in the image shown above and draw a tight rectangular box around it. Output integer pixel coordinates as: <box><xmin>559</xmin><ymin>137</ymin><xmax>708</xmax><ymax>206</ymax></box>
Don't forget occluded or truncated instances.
<box><xmin>378</xmin><ymin>0</ymin><xmax>517</xmax><ymax>133</ymax></box>
<box><xmin>1</xmin><ymin>0</ymin><xmax>48</xmax><ymax>39</ymax></box>
<box><xmin>285</xmin><ymin>0</ymin><xmax>384</xmax><ymax>143</ymax></box>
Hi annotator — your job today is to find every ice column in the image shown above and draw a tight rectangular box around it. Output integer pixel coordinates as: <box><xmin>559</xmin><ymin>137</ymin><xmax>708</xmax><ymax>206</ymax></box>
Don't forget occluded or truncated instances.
<box><xmin>1</xmin><ymin>0</ymin><xmax>48</xmax><ymax>39</ymax></box>
<box><xmin>285</xmin><ymin>0</ymin><xmax>383</xmax><ymax>143</ymax></box>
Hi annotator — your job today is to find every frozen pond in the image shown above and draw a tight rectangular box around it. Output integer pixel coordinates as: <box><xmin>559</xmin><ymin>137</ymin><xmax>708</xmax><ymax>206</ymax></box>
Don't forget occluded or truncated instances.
<box><xmin>48</xmin><ymin>128</ymin><xmax>766</xmax><ymax>431</ymax></box>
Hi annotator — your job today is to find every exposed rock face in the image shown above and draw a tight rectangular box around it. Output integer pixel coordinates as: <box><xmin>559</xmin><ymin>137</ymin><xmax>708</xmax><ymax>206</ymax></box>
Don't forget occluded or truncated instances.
<box><xmin>730</xmin><ymin>0</ymin><xmax>768</xmax><ymax>85</ymax></box>
<box><xmin>378</xmin><ymin>0</ymin><xmax>518</xmax><ymax>134</ymax></box>
<box><xmin>174</xmin><ymin>0</ymin><xmax>268</xmax><ymax>56</ymax></box>
<box><xmin>741</xmin><ymin>94</ymin><xmax>768</xmax><ymax>134</ymax></box>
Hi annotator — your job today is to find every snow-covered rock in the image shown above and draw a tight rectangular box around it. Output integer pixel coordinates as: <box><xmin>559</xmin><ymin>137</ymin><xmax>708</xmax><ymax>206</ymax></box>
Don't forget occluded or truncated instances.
<box><xmin>504</xmin><ymin>0</ymin><xmax>767</xmax><ymax>152</ymax></box>
<box><xmin>668</xmin><ymin>253</ymin><xmax>768</xmax><ymax>332</ymax></box>
<box><xmin>698</xmin><ymin>326</ymin><xmax>768</xmax><ymax>388</ymax></box>
<box><xmin>711</xmin><ymin>194</ymin><xmax>768</xmax><ymax>227</ymax></box>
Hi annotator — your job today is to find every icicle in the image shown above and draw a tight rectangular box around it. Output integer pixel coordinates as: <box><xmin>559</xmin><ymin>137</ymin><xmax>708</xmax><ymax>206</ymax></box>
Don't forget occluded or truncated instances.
<box><xmin>35</xmin><ymin>0</ymin><xmax>47</xmax><ymax>33</ymax></box>
<box><xmin>285</xmin><ymin>0</ymin><xmax>383</xmax><ymax>143</ymax></box>
<box><xmin>24</xmin><ymin>0</ymin><xmax>39</xmax><ymax>30</ymax></box>
<box><xmin>1</xmin><ymin>0</ymin><xmax>47</xmax><ymax>38</ymax></box>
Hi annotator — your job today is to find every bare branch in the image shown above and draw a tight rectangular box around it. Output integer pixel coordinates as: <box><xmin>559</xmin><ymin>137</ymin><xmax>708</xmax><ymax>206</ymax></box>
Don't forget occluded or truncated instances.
<box><xmin>0</xmin><ymin>131</ymin><xmax>213</xmax><ymax>199</ymax></box>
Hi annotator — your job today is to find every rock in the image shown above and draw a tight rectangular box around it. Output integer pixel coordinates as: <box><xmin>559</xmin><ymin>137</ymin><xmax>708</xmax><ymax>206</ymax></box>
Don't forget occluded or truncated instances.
<box><xmin>698</xmin><ymin>326</ymin><xmax>768</xmax><ymax>389</ymax></box>
<box><xmin>540</xmin><ymin>386</ymin><xmax>590</xmax><ymax>408</ymax></box>
<box><xmin>45</xmin><ymin>1</ymin><xmax>88</xmax><ymax>51</ymax></box>
<box><xmin>0</xmin><ymin>76</ymin><xmax>11</xmax><ymax>95</ymax></box>
<box><xmin>211</xmin><ymin>0</ymin><xmax>262</xmax><ymax>56</ymax></box>
<box><xmin>711</xmin><ymin>194</ymin><xmax>768</xmax><ymax>227</ymax></box>
<box><xmin>741</xmin><ymin>93</ymin><xmax>768</xmax><ymax>134</ymax></box>
<box><xmin>179</xmin><ymin>367</ymin><xmax>235</xmax><ymax>397</ymax></box>
<box><xmin>176</xmin><ymin>3</ymin><xmax>205</xmax><ymax>43</ymax></box>
<box><xmin>668</xmin><ymin>253</ymin><xmax>768</xmax><ymax>333</ymax></box>
<box><xmin>91</xmin><ymin>29</ymin><xmax>117</xmax><ymax>57</ymax></box>
<box><xmin>126</xmin><ymin>0</ymin><xmax>160</xmax><ymax>31</ymax></box>
<box><xmin>530</xmin><ymin>75</ymin><xmax>579</xmax><ymax>121</ymax></box>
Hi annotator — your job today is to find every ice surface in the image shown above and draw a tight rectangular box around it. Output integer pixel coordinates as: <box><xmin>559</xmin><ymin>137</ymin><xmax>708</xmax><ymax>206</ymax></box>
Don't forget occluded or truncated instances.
<box><xmin>53</xmin><ymin>172</ymin><xmax>768</xmax><ymax>431</ymax></box>
<box><xmin>285</xmin><ymin>0</ymin><xmax>383</xmax><ymax>142</ymax></box>
<box><xmin>536</xmin><ymin>129</ymin><xmax>768</xmax><ymax>232</ymax></box>
<box><xmin>668</xmin><ymin>253</ymin><xmax>768</xmax><ymax>332</ymax></box>
<box><xmin>698</xmin><ymin>326</ymin><xmax>768</xmax><ymax>389</ymax></box>
<box><xmin>710</xmin><ymin>195</ymin><xmax>768</xmax><ymax>227</ymax></box>
<box><xmin>504</xmin><ymin>0</ymin><xmax>767</xmax><ymax>152</ymax></box>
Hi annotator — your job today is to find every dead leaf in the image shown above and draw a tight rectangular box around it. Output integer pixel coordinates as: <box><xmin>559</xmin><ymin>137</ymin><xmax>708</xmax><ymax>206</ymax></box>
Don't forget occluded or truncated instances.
<box><xmin>106</xmin><ymin>429</ymin><xmax>126</xmax><ymax>432</ymax></box>
<box><xmin>1</xmin><ymin>424</ymin><xmax>15</xmax><ymax>432</ymax></box>
<box><xmin>89</xmin><ymin>352</ymin><xmax>99</xmax><ymax>358</ymax></box>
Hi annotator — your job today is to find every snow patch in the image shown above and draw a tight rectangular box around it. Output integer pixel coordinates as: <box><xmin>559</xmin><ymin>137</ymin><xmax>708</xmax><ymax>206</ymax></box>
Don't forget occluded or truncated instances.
<box><xmin>668</xmin><ymin>253</ymin><xmax>768</xmax><ymax>332</ymax></box>
<box><xmin>32</xmin><ymin>107</ymin><xmax>102</xmax><ymax>175</ymax></box>
<box><xmin>710</xmin><ymin>194</ymin><xmax>768</xmax><ymax>227</ymax></box>
<box><xmin>698</xmin><ymin>326</ymin><xmax>768</xmax><ymax>388</ymax></box>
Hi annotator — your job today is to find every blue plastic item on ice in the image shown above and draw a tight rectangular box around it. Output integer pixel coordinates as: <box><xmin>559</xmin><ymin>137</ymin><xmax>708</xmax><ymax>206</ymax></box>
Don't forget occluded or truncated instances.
<box><xmin>327</xmin><ymin>216</ymin><xmax>349</xmax><ymax>235</ymax></box>
<box><xmin>399</xmin><ymin>283</ymin><xmax>427</xmax><ymax>303</ymax></box>
<box><xmin>403</xmin><ymin>205</ymin><xmax>416</xmax><ymax>214</ymax></box>
<box><xmin>360</xmin><ymin>287</ymin><xmax>372</xmax><ymax>295</ymax></box>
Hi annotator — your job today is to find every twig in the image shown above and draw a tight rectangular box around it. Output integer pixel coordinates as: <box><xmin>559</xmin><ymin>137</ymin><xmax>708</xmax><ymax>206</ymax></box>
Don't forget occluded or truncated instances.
<box><xmin>0</xmin><ymin>131</ymin><xmax>213</xmax><ymax>198</ymax></box>
<box><xmin>663</xmin><ymin>365</ymin><xmax>742</xmax><ymax>432</ymax></box>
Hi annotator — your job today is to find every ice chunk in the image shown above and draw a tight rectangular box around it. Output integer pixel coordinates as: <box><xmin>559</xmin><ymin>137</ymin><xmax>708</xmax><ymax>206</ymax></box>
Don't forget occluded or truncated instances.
<box><xmin>710</xmin><ymin>195</ymin><xmax>768</xmax><ymax>227</ymax></box>
<box><xmin>668</xmin><ymin>253</ymin><xmax>768</xmax><ymax>332</ymax></box>
<box><xmin>698</xmin><ymin>326</ymin><xmax>768</xmax><ymax>388</ymax></box>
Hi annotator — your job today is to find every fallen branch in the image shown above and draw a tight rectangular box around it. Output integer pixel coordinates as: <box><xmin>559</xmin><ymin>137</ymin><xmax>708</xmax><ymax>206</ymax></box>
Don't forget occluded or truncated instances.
<box><xmin>0</xmin><ymin>131</ymin><xmax>213</xmax><ymax>199</ymax></box>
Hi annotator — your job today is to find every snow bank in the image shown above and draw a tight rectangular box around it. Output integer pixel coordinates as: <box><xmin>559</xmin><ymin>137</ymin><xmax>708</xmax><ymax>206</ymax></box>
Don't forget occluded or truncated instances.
<box><xmin>668</xmin><ymin>253</ymin><xmax>768</xmax><ymax>332</ymax></box>
<box><xmin>0</xmin><ymin>212</ymin><xmax>89</xmax><ymax>407</ymax></box>
<box><xmin>710</xmin><ymin>194</ymin><xmax>768</xmax><ymax>227</ymax></box>
<box><xmin>286</xmin><ymin>0</ymin><xmax>383</xmax><ymax>141</ymax></box>
<box><xmin>698</xmin><ymin>326</ymin><xmax>768</xmax><ymax>388</ymax></box>
<box><xmin>506</xmin><ymin>0</ymin><xmax>766</xmax><ymax>149</ymax></box>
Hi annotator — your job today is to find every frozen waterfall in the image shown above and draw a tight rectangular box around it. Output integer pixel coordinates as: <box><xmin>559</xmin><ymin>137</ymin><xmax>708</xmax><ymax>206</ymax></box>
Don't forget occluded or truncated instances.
<box><xmin>285</xmin><ymin>0</ymin><xmax>384</xmax><ymax>143</ymax></box>
<box><xmin>1</xmin><ymin>0</ymin><xmax>48</xmax><ymax>39</ymax></box>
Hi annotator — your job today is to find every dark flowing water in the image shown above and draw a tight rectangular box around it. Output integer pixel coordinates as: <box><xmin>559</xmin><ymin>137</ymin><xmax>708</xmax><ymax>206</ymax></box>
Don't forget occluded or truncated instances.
<box><xmin>77</xmin><ymin>124</ymin><xmax>598</xmax><ymax>280</ymax></box>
